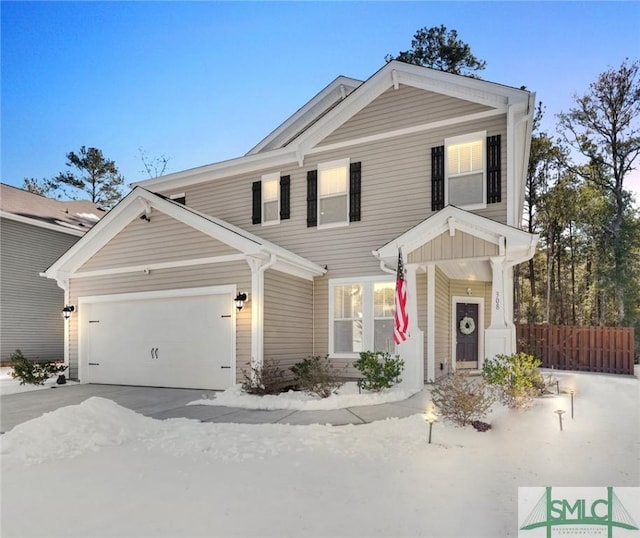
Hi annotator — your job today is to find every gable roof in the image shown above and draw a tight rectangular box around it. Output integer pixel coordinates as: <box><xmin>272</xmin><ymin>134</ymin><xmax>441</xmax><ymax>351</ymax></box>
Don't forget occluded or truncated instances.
<box><xmin>132</xmin><ymin>61</ymin><xmax>535</xmax><ymax>193</ymax></box>
<box><xmin>246</xmin><ymin>75</ymin><xmax>363</xmax><ymax>155</ymax></box>
<box><xmin>44</xmin><ymin>187</ymin><xmax>326</xmax><ymax>284</ymax></box>
<box><xmin>0</xmin><ymin>183</ymin><xmax>106</xmax><ymax>236</ymax></box>
<box><xmin>373</xmin><ymin>205</ymin><xmax>538</xmax><ymax>266</ymax></box>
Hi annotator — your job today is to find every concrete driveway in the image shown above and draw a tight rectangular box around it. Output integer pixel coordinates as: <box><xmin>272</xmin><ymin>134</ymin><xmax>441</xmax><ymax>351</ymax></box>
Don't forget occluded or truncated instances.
<box><xmin>1</xmin><ymin>383</ymin><xmax>430</xmax><ymax>433</ymax></box>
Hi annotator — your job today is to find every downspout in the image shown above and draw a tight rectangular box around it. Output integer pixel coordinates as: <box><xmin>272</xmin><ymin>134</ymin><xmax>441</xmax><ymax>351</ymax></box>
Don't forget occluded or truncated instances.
<box><xmin>249</xmin><ymin>253</ymin><xmax>277</xmax><ymax>371</ymax></box>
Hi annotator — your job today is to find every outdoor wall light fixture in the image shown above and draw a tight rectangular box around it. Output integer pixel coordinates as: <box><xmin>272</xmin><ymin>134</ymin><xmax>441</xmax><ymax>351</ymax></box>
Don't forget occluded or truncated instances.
<box><xmin>62</xmin><ymin>305</ymin><xmax>75</xmax><ymax>320</ymax></box>
<box><xmin>466</xmin><ymin>287</ymin><xmax>473</xmax><ymax>296</ymax></box>
<box><xmin>234</xmin><ymin>293</ymin><xmax>247</xmax><ymax>311</ymax></box>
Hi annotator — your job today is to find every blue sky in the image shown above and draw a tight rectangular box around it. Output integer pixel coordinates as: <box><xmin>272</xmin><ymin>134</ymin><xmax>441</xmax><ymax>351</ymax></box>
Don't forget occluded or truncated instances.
<box><xmin>2</xmin><ymin>1</ymin><xmax>639</xmax><ymax>197</ymax></box>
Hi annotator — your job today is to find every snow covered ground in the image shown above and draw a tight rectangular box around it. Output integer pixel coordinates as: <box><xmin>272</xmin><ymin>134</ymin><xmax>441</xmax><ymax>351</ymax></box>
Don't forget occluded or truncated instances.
<box><xmin>1</xmin><ymin>370</ymin><xmax>638</xmax><ymax>538</ymax></box>
<box><xmin>0</xmin><ymin>366</ymin><xmax>77</xmax><ymax>395</ymax></box>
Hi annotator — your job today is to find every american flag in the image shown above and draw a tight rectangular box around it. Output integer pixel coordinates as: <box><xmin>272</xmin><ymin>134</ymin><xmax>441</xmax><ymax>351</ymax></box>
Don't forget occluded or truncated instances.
<box><xmin>393</xmin><ymin>249</ymin><xmax>409</xmax><ymax>344</ymax></box>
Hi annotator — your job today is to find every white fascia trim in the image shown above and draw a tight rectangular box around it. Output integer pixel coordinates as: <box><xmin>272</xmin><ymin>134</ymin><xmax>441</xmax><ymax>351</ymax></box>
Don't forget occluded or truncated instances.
<box><xmin>306</xmin><ymin>109</ymin><xmax>504</xmax><ymax>158</ymax></box>
<box><xmin>247</xmin><ymin>76</ymin><xmax>363</xmax><ymax>155</ymax></box>
<box><xmin>72</xmin><ymin>254</ymin><xmax>246</xmax><ymax>279</ymax></box>
<box><xmin>373</xmin><ymin>206</ymin><xmax>536</xmax><ymax>262</ymax></box>
<box><xmin>45</xmin><ymin>187</ymin><xmax>325</xmax><ymax>283</ymax></box>
<box><xmin>298</xmin><ymin>61</ymin><xmax>527</xmax><ymax>156</ymax></box>
<box><xmin>131</xmin><ymin>147</ymin><xmax>298</xmax><ymax>191</ymax></box>
<box><xmin>1</xmin><ymin>210</ymin><xmax>87</xmax><ymax>237</ymax></box>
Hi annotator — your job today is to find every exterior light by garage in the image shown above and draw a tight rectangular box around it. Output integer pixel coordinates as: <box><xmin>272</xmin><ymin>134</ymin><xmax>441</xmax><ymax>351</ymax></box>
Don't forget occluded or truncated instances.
<box><xmin>62</xmin><ymin>305</ymin><xmax>75</xmax><ymax>320</ymax></box>
<box><xmin>234</xmin><ymin>293</ymin><xmax>248</xmax><ymax>311</ymax></box>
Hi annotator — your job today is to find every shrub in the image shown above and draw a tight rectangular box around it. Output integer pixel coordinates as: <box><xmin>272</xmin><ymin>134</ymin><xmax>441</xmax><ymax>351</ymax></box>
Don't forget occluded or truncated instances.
<box><xmin>430</xmin><ymin>372</ymin><xmax>495</xmax><ymax>426</ymax></box>
<box><xmin>9</xmin><ymin>350</ymin><xmax>68</xmax><ymax>386</ymax></box>
<box><xmin>482</xmin><ymin>352</ymin><xmax>542</xmax><ymax>408</ymax></box>
<box><xmin>353</xmin><ymin>351</ymin><xmax>404</xmax><ymax>392</ymax></box>
<box><xmin>241</xmin><ymin>358</ymin><xmax>285</xmax><ymax>395</ymax></box>
<box><xmin>290</xmin><ymin>355</ymin><xmax>344</xmax><ymax>398</ymax></box>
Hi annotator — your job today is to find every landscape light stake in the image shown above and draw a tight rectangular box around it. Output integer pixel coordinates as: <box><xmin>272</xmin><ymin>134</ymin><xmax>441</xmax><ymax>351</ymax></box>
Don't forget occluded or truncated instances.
<box><xmin>556</xmin><ymin>380</ymin><xmax>560</xmax><ymax>394</ymax></box>
<box><xmin>570</xmin><ymin>390</ymin><xmax>574</xmax><ymax>419</ymax></box>
<box><xmin>555</xmin><ymin>409</ymin><xmax>565</xmax><ymax>431</ymax></box>
<box><xmin>425</xmin><ymin>412</ymin><xmax>437</xmax><ymax>444</ymax></box>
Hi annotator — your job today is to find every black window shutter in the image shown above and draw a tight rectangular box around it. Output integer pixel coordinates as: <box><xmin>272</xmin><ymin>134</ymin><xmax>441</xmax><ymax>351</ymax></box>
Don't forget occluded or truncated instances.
<box><xmin>487</xmin><ymin>135</ymin><xmax>501</xmax><ymax>204</ymax></box>
<box><xmin>306</xmin><ymin>170</ymin><xmax>317</xmax><ymax>228</ymax></box>
<box><xmin>280</xmin><ymin>175</ymin><xmax>290</xmax><ymax>220</ymax></box>
<box><xmin>349</xmin><ymin>162</ymin><xmax>361</xmax><ymax>222</ymax></box>
<box><xmin>431</xmin><ymin>145</ymin><xmax>445</xmax><ymax>211</ymax></box>
<box><xmin>252</xmin><ymin>181</ymin><xmax>261</xmax><ymax>224</ymax></box>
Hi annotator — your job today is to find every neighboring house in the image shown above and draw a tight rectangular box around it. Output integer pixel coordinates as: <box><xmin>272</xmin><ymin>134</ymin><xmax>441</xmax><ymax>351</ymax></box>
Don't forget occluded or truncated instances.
<box><xmin>0</xmin><ymin>184</ymin><xmax>105</xmax><ymax>363</ymax></box>
<box><xmin>44</xmin><ymin>61</ymin><xmax>538</xmax><ymax>391</ymax></box>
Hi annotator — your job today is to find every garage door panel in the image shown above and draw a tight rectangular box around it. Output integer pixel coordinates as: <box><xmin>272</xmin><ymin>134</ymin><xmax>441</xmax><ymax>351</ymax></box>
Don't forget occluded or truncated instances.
<box><xmin>82</xmin><ymin>291</ymin><xmax>234</xmax><ymax>389</ymax></box>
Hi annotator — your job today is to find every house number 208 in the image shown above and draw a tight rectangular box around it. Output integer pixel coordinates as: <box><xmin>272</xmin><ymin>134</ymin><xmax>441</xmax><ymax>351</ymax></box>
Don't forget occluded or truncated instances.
<box><xmin>495</xmin><ymin>291</ymin><xmax>501</xmax><ymax>311</ymax></box>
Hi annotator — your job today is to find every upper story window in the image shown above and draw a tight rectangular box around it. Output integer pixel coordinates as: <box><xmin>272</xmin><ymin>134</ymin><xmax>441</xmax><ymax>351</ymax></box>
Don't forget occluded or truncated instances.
<box><xmin>306</xmin><ymin>160</ymin><xmax>361</xmax><ymax>228</ymax></box>
<box><xmin>431</xmin><ymin>133</ymin><xmax>501</xmax><ymax>212</ymax></box>
<box><xmin>252</xmin><ymin>175</ymin><xmax>290</xmax><ymax>225</ymax></box>
<box><xmin>445</xmin><ymin>132</ymin><xmax>486</xmax><ymax>210</ymax></box>
<box><xmin>261</xmin><ymin>173</ymin><xmax>280</xmax><ymax>226</ymax></box>
<box><xmin>318</xmin><ymin>159</ymin><xmax>349</xmax><ymax>228</ymax></box>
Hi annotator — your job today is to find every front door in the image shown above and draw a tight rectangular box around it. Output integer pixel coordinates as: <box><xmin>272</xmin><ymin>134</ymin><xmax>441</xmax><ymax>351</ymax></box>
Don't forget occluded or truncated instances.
<box><xmin>456</xmin><ymin>302</ymin><xmax>479</xmax><ymax>369</ymax></box>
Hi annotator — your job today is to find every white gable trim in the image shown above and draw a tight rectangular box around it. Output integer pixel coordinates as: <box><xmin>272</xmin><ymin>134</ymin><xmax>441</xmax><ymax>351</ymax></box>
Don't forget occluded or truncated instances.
<box><xmin>44</xmin><ymin>187</ymin><xmax>325</xmax><ymax>284</ymax></box>
<box><xmin>306</xmin><ymin>108</ymin><xmax>504</xmax><ymax>158</ymax></box>
<box><xmin>132</xmin><ymin>62</ymin><xmax>533</xmax><ymax>194</ymax></box>
<box><xmin>247</xmin><ymin>76</ymin><xmax>363</xmax><ymax>155</ymax></box>
<box><xmin>373</xmin><ymin>206</ymin><xmax>538</xmax><ymax>265</ymax></box>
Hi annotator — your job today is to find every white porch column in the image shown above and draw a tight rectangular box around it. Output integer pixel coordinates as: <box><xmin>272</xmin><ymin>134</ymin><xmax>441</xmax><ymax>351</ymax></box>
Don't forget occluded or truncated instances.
<box><xmin>426</xmin><ymin>264</ymin><xmax>435</xmax><ymax>382</ymax></box>
<box><xmin>246</xmin><ymin>254</ymin><xmax>276</xmax><ymax>370</ymax></box>
<box><xmin>397</xmin><ymin>264</ymin><xmax>424</xmax><ymax>391</ymax></box>
<box><xmin>485</xmin><ymin>256</ymin><xmax>514</xmax><ymax>359</ymax></box>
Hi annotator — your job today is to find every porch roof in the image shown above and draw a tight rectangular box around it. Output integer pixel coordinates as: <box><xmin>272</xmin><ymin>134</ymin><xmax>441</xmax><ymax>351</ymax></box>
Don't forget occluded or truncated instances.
<box><xmin>373</xmin><ymin>206</ymin><xmax>538</xmax><ymax>279</ymax></box>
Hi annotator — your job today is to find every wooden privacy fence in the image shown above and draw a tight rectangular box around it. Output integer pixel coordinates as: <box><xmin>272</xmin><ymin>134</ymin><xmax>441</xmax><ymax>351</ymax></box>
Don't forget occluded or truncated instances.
<box><xmin>516</xmin><ymin>324</ymin><xmax>636</xmax><ymax>375</ymax></box>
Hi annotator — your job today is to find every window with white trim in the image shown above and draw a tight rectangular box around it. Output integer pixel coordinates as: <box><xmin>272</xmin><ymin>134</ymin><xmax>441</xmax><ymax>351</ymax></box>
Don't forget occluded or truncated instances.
<box><xmin>262</xmin><ymin>173</ymin><xmax>280</xmax><ymax>225</ymax></box>
<box><xmin>330</xmin><ymin>277</ymin><xmax>395</xmax><ymax>356</ymax></box>
<box><xmin>445</xmin><ymin>131</ymin><xmax>486</xmax><ymax>209</ymax></box>
<box><xmin>318</xmin><ymin>159</ymin><xmax>349</xmax><ymax>228</ymax></box>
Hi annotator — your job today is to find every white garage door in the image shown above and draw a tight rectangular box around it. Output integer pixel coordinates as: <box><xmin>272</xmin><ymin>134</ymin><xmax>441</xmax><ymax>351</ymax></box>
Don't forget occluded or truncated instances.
<box><xmin>81</xmin><ymin>289</ymin><xmax>234</xmax><ymax>390</ymax></box>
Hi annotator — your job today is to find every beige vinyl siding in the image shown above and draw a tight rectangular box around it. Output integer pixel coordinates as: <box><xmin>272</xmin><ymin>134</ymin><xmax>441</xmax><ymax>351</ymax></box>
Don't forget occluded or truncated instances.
<box><xmin>319</xmin><ymin>86</ymin><xmax>492</xmax><ymax>147</ymax></box>
<box><xmin>434</xmin><ymin>267</ymin><xmax>451</xmax><ymax>378</ymax></box>
<box><xmin>1</xmin><ymin>219</ymin><xmax>80</xmax><ymax>362</ymax></box>
<box><xmin>408</xmin><ymin>231</ymin><xmax>499</xmax><ymax>263</ymax></box>
<box><xmin>80</xmin><ymin>212</ymin><xmax>238</xmax><ymax>272</ymax></box>
<box><xmin>263</xmin><ymin>270</ymin><xmax>313</xmax><ymax>378</ymax></box>
<box><xmin>173</xmin><ymin>114</ymin><xmax>508</xmax><ymax>282</ymax></box>
<box><xmin>158</xmin><ymin>114</ymin><xmax>508</xmax><ymax>375</ymax></box>
<box><xmin>68</xmin><ymin>260</ymin><xmax>250</xmax><ymax>380</ymax></box>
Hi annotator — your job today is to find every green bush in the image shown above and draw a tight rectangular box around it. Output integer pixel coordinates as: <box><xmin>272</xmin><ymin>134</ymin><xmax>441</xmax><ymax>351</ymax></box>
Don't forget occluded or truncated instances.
<box><xmin>430</xmin><ymin>372</ymin><xmax>495</xmax><ymax>426</ymax></box>
<box><xmin>482</xmin><ymin>352</ymin><xmax>543</xmax><ymax>408</ymax></box>
<box><xmin>9</xmin><ymin>350</ymin><xmax>68</xmax><ymax>386</ymax></box>
<box><xmin>290</xmin><ymin>355</ymin><xmax>344</xmax><ymax>398</ymax></box>
<box><xmin>353</xmin><ymin>351</ymin><xmax>404</xmax><ymax>392</ymax></box>
<box><xmin>241</xmin><ymin>358</ymin><xmax>286</xmax><ymax>395</ymax></box>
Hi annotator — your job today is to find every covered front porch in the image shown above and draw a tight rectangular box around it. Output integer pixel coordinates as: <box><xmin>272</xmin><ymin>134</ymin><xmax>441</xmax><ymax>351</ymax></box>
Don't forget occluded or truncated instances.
<box><xmin>374</xmin><ymin>206</ymin><xmax>538</xmax><ymax>390</ymax></box>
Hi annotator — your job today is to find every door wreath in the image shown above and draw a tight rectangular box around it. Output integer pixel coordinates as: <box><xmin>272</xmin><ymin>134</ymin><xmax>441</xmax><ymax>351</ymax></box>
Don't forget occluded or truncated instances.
<box><xmin>459</xmin><ymin>316</ymin><xmax>476</xmax><ymax>335</ymax></box>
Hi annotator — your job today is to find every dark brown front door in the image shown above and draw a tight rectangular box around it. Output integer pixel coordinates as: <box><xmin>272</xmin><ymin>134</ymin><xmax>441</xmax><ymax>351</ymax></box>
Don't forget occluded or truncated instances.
<box><xmin>456</xmin><ymin>303</ymin><xmax>479</xmax><ymax>369</ymax></box>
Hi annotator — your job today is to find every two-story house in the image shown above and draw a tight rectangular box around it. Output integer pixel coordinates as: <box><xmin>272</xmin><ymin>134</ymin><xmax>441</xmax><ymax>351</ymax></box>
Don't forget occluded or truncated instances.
<box><xmin>44</xmin><ymin>61</ymin><xmax>538</xmax><ymax>391</ymax></box>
